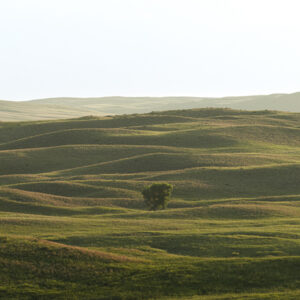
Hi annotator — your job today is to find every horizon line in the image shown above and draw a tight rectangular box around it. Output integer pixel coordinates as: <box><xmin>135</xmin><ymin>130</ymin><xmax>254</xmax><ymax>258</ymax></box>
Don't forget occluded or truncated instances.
<box><xmin>1</xmin><ymin>90</ymin><xmax>300</xmax><ymax>102</ymax></box>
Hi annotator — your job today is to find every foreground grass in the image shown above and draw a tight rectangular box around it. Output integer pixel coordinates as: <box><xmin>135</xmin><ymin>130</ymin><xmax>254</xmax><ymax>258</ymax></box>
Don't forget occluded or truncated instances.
<box><xmin>1</xmin><ymin>236</ymin><xmax>300</xmax><ymax>299</ymax></box>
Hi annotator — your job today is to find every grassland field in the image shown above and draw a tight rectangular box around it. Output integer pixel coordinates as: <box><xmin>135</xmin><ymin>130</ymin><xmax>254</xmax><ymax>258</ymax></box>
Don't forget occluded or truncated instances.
<box><xmin>0</xmin><ymin>107</ymin><xmax>300</xmax><ymax>299</ymax></box>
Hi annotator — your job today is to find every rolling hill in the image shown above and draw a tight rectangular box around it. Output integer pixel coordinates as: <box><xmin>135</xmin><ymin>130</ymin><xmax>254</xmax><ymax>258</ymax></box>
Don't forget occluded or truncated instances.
<box><xmin>1</xmin><ymin>91</ymin><xmax>300</xmax><ymax>121</ymax></box>
<box><xmin>0</xmin><ymin>107</ymin><xmax>300</xmax><ymax>299</ymax></box>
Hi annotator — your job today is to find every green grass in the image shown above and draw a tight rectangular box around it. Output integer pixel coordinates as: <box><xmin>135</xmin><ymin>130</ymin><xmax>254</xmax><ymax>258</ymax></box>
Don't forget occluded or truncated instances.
<box><xmin>0</xmin><ymin>107</ymin><xmax>300</xmax><ymax>299</ymax></box>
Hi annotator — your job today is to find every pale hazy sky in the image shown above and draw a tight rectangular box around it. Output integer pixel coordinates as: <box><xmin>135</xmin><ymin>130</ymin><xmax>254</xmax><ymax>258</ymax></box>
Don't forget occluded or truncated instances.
<box><xmin>1</xmin><ymin>0</ymin><xmax>300</xmax><ymax>100</ymax></box>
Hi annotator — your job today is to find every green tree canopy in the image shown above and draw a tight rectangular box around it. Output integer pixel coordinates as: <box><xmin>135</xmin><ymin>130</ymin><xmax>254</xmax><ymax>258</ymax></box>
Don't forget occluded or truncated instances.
<box><xmin>142</xmin><ymin>183</ymin><xmax>173</xmax><ymax>211</ymax></box>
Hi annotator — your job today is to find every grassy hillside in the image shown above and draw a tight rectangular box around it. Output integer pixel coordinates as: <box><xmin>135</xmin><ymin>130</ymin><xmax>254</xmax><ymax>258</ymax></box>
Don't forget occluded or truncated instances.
<box><xmin>1</xmin><ymin>92</ymin><xmax>300</xmax><ymax>121</ymax></box>
<box><xmin>0</xmin><ymin>108</ymin><xmax>300</xmax><ymax>299</ymax></box>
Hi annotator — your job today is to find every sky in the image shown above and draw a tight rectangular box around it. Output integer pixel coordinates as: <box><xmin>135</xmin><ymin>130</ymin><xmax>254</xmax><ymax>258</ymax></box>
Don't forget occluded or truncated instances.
<box><xmin>0</xmin><ymin>0</ymin><xmax>300</xmax><ymax>101</ymax></box>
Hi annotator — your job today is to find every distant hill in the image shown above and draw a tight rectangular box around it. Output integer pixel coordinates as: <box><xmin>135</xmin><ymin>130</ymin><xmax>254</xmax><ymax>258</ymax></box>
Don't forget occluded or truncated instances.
<box><xmin>1</xmin><ymin>92</ymin><xmax>300</xmax><ymax>121</ymax></box>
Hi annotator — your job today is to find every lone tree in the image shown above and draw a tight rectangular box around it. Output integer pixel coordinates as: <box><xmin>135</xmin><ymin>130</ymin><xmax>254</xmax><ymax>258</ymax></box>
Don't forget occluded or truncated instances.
<box><xmin>142</xmin><ymin>183</ymin><xmax>173</xmax><ymax>211</ymax></box>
